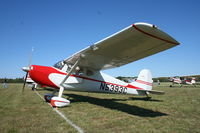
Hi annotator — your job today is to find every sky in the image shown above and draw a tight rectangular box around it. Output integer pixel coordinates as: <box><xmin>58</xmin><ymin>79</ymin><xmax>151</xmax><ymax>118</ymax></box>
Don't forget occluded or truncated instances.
<box><xmin>0</xmin><ymin>0</ymin><xmax>200</xmax><ymax>78</ymax></box>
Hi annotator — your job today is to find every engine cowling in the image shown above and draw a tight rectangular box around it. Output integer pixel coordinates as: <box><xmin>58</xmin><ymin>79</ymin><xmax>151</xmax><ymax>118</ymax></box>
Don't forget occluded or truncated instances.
<box><xmin>50</xmin><ymin>97</ymin><xmax>70</xmax><ymax>107</ymax></box>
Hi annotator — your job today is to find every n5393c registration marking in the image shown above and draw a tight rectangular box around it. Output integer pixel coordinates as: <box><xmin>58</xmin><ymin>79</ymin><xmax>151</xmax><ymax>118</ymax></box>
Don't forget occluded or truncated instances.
<box><xmin>99</xmin><ymin>82</ymin><xmax>127</xmax><ymax>94</ymax></box>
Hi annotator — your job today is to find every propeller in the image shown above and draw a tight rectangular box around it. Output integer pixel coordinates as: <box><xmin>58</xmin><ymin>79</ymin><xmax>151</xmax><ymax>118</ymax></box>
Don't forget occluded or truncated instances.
<box><xmin>21</xmin><ymin>47</ymin><xmax>34</xmax><ymax>93</ymax></box>
<box><xmin>22</xmin><ymin>71</ymin><xmax>29</xmax><ymax>92</ymax></box>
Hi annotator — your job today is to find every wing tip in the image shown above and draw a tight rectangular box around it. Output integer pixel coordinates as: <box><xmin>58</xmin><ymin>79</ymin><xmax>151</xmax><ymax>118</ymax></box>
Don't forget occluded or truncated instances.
<box><xmin>132</xmin><ymin>22</ymin><xmax>154</xmax><ymax>27</ymax></box>
<box><xmin>132</xmin><ymin>22</ymin><xmax>180</xmax><ymax>45</ymax></box>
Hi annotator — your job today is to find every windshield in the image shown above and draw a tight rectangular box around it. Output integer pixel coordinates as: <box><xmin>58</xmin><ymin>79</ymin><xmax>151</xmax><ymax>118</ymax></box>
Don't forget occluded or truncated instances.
<box><xmin>53</xmin><ymin>61</ymin><xmax>64</xmax><ymax>70</ymax></box>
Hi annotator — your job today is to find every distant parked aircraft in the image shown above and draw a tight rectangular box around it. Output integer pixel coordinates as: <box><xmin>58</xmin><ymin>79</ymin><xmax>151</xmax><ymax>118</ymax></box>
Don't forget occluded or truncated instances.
<box><xmin>170</xmin><ymin>76</ymin><xmax>196</xmax><ymax>87</ymax></box>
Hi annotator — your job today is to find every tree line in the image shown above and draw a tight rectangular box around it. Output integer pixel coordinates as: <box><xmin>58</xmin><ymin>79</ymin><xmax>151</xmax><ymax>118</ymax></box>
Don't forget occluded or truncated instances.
<box><xmin>116</xmin><ymin>75</ymin><xmax>200</xmax><ymax>83</ymax></box>
<box><xmin>0</xmin><ymin>78</ymin><xmax>24</xmax><ymax>83</ymax></box>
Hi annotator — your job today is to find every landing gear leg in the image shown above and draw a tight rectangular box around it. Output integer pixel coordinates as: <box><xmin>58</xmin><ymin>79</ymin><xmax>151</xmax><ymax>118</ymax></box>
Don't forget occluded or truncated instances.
<box><xmin>58</xmin><ymin>86</ymin><xmax>64</xmax><ymax>98</ymax></box>
<box><xmin>145</xmin><ymin>92</ymin><xmax>151</xmax><ymax>100</ymax></box>
<box><xmin>179</xmin><ymin>84</ymin><xmax>182</xmax><ymax>88</ymax></box>
<box><xmin>32</xmin><ymin>86</ymin><xmax>35</xmax><ymax>91</ymax></box>
<box><xmin>32</xmin><ymin>83</ymin><xmax>37</xmax><ymax>91</ymax></box>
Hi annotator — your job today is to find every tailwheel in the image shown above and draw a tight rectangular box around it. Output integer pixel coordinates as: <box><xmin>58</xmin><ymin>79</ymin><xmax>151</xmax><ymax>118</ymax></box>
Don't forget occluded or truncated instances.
<box><xmin>145</xmin><ymin>92</ymin><xmax>151</xmax><ymax>100</ymax></box>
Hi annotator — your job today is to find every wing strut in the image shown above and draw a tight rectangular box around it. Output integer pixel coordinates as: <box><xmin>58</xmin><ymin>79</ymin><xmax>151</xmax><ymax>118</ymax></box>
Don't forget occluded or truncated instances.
<box><xmin>50</xmin><ymin>56</ymin><xmax>83</xmax><ymax>107</ymax></box>
<box><xmin>58</xmin><ymin>57</ymin><xmax>81</xmax><ymax>98</ymax></box>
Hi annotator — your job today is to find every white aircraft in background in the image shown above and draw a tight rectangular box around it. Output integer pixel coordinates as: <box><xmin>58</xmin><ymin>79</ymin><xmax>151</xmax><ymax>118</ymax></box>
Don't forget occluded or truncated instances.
<box><xmin>22</xmin><ymin>22</ymin><xmax>180</xmax><ymax>107</ymax></box>
<box><xmin>170</xmin><ymin>76</ymin><xmax>196</xmax><ymax>87</ymax></box>
<box><xmin>185</xmin><ymin>77</ymin><xmax>196</xmax><ymax>85</ymax></box>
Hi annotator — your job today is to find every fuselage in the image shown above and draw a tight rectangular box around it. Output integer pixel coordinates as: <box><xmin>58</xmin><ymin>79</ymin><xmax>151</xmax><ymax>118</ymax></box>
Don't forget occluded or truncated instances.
<box><xmin>28</xmin><ymin>65</ymin><xmax>146</xmax><ymax>95</ymax></box>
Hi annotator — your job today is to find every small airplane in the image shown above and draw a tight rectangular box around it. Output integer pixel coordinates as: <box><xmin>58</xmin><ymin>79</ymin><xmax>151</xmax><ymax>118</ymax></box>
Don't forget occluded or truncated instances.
<box><xmin>170</xmin><ymin>76</ymin><xmax>196</xmax><ymax>87</ymax></box>
<box><xmin>22</xmin><ymin>22</ymin><xmax>180</xmax><ymax>107</ymax></box>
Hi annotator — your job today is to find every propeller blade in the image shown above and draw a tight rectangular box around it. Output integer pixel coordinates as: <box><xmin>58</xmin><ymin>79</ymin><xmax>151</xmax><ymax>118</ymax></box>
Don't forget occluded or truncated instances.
<box><xmin>22</xmin><ymin>72</ymin><xmax>28</xmax><ymax>93</ymax></box>
<box><xmin>28</xmin><ymin>47</ymin><xmax>34</xmax><ymax>66</ymax></box>
<box><xmin>22</xmin><ymin>48</ymin><xmax>34</xmax><ymax>93</ymax></box>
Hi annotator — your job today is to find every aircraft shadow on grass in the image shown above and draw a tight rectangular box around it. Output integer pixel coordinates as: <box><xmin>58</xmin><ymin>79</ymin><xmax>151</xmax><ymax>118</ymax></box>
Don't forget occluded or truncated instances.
<box><xmin>63</xmin><ymin>93</ymin><xmax>168</xmax><ymax>117</ymax></box>
<box><xmin>38</xmin><ymin>88</ymin><xmax>167</xmax><ymax>117</ymax></box>
<box><xmin>38</xmin><ymin>88</ymin><xmax>55</xmax><ymax>91</ymax></box>
<box><xmin>42</xmin><ymin>88</ymin><xmax>163</xmax><ymax>102</ymax></box>
<box><xmin>129</xmin><ymin>97</ymin><xmax>164</xmax><ymax>102</ymax></box>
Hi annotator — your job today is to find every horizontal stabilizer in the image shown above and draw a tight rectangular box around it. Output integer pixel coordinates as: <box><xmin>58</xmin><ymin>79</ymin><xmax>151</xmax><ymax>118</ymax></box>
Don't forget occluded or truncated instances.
<box><xmin>148</xmin><ymin>90</ymin><xmax>165</xmax><ymax>95</ymax></box>
<box><xmin>138</xmin><ymin>89</ymin><xmax>165</xmax><ymax>95</ymax></box>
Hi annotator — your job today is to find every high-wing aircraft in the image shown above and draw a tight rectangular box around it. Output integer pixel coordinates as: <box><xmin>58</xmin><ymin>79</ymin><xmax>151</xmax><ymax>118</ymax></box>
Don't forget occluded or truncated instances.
<box><xmin>170</xmin><ymin>76</ymin><xmax>196</xmax><ymax>87</ymax></box>
<box><xmin>22</xmin><ymin>22</ymin><xmax>180</xmax><ymax>107</ymax></box>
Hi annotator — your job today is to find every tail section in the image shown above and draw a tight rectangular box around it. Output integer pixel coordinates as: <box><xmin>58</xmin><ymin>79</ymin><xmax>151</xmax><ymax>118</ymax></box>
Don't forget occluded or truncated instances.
<box><xmin>131</xmin><ymin>69</ymin><xmax>165</xmax><ymax>95</ymax></box>
<box><xmin>191</xmin><ymin>78</ymin><xmax>196</xmax><ymax>84</ymax></box>
<box><xmin>131</xmin><ymin>69</ymin><xmax>153</xmax><ymax>91</ymax></box>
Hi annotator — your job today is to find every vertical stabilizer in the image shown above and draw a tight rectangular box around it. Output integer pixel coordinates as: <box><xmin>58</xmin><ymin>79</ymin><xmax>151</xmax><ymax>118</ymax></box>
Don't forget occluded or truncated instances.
<box><xmin>131</xmin><ymin>69</ymin><xmax>153</xmax><ymax>90</ymax></box>
<box><xmin>191</xmin><ymin>78</ymin><xmax>196</xmax><ymax>84</ymax></box>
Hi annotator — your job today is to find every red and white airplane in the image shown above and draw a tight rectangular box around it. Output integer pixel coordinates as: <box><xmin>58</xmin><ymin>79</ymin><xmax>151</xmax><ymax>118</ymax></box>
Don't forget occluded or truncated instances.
<box><xmin>170</xmin><ymin>76</ymin><xmax>196</xmax><ymax>87</ymax></box>
<box><xmin>185</xmin><ymin>78</ymin><xmax>196</xmax><ymax>85</ymax></box>
<box><xmin>22</xmin><ymin>22</ymin><xmax>180</xmax><ymax>107</ymax></box>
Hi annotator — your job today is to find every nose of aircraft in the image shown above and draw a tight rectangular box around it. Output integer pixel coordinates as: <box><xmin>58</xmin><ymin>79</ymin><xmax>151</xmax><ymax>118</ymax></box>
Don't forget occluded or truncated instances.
<box><xmin>22</xmin><ymin>66</ymin><xmax>30</xmax><ymax>72</ymax></box>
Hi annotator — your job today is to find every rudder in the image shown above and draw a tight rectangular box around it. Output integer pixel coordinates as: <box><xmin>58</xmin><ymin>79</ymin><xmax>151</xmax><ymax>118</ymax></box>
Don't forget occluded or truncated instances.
<box><xmin>131</xmin><ymin>69</ymin><xmax>153</xmax><ymax>90</ymax></box>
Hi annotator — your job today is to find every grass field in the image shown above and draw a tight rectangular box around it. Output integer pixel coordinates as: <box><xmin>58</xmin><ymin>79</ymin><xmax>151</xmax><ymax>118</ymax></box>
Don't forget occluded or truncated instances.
<box><xmin>0</xmin><ymin>83</ymin><xmax>200</xmax><ymax>133</ymax></box>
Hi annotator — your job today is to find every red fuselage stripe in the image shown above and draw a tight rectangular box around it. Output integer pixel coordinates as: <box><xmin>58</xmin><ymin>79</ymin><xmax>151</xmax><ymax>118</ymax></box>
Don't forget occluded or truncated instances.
<box><xmin>29</xmin><ymin>65</ymin><xmax>144</xmax><ymax>90</ymax></box>
<box><xmin>136</xmin><ymin>80</ymin><xmax>152</xmax><ymax>86</ymax></box>
<box><xmin>53</xmin><ymin>67</ymin><xmax>144</xmax><ymax>90</ymax></box>
<box><xmin>69</xmin><ymin>73</ymin><xmax>144</xmax><ymax>90</ymax></box>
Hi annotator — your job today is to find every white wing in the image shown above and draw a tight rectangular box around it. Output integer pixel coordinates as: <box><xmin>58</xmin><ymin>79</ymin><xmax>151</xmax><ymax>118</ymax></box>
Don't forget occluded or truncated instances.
<box><xmin>63</xmin><ymin>22</ymin><xmax>179</xmax><ymax>71</ymax></box>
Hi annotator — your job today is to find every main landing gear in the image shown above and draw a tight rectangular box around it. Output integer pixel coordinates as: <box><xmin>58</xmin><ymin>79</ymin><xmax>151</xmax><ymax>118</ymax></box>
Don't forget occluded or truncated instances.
<box><xmin>49</xmin><ymin>58</ymin><xmax>81</xmax><ymax>108</ymax></box>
